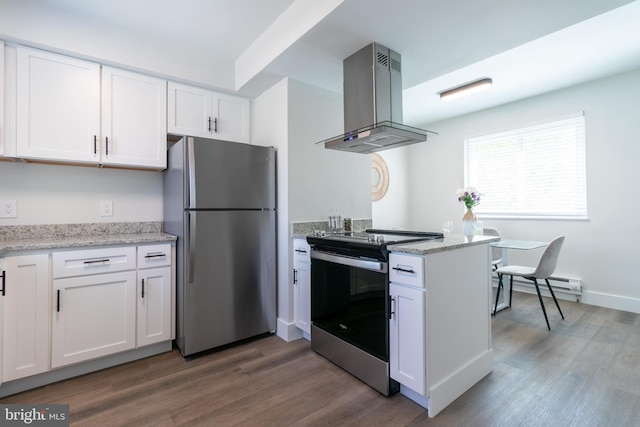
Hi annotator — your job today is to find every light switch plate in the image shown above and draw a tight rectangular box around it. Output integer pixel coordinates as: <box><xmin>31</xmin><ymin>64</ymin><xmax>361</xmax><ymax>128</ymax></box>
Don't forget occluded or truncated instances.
<box><xmin>0</xmin><ymin>200</ymin><xmax>17</xmax><ymax>218</ymax></box>
<box><xmin>100</xmin><ymin>200</ymin><xmax>113</xmax><ymax>217</ymax></box>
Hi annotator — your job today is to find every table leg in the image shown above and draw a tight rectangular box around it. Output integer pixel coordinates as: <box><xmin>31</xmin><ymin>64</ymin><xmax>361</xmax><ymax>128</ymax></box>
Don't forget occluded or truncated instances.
<box><xmin>493</xmin><ymin>248</ymin><xmax>511</xmax><ymax>313</ymax></box>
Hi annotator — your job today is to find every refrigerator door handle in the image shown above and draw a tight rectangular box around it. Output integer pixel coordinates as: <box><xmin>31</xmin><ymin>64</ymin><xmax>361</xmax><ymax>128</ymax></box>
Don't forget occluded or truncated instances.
<box><xmin>187</xmin><ymin>137</ymin><xmax>196</xmax><ymax>209</ymax></box>
<box><xmin>188</xmin><ymin>211</ymin><xmax>196</xmax><ymax>284</ymax></box>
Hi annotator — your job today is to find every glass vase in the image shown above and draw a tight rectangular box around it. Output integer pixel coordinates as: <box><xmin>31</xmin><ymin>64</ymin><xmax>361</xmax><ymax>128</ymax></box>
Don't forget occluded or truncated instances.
<box><xmin>462</xmin><ymin>208</ymin><xmax>477</xmax><ymax>236</ymax></box>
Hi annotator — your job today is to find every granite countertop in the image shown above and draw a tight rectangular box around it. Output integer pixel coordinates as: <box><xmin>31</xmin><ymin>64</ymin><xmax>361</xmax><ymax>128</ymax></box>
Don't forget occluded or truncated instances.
<box><xmin>0</xmin><ymin>222</ymin><xmax>176</xmax><ymax>255</ymax></box>
<box><xmin>388</xmin><ymin>234</ymin><xmax>500</xmax><ymax>255</ymax></box>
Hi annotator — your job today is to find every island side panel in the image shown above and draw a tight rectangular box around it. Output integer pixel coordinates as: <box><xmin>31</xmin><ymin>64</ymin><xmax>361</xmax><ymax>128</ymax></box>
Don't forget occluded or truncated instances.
<box><xmin>425</xmin><ymin>243</ymin><xmax>493</xmax><ymax>416</ymax></box>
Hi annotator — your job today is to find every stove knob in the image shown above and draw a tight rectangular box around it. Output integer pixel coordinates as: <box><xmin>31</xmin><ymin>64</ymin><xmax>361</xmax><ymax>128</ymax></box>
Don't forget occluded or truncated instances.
<box><xmin>376</xmin><ymin>235</ymin><xmax>384</xmax><ymax>244</ymax></box>
<box><xmin>368</xmin><ymin>234</ymin><xmax>376</xmax><ymax>243</ymax></box>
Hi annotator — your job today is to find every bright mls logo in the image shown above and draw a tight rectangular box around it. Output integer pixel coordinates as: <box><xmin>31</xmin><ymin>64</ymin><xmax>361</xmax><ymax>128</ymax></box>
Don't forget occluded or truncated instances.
<box><xmin>1</xmin><ymin>404</ymin><xmax>69</xmax><ymax>426</ymax></box>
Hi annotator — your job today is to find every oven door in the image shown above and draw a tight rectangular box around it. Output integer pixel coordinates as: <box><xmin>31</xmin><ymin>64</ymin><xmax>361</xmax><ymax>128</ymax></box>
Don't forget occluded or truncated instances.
<box><xmin>310</xmin><ymin>249</ymin><xmax>390</xmax><ymax>361</ymax></box>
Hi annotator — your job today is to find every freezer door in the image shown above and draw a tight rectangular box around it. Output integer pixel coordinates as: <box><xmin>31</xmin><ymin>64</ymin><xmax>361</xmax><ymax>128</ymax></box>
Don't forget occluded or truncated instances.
<box><xmin>187</xmin><ymin>137</ymin><xmax>275</xmax><ymax>209</ymax></box>
<box><xmin>180</xmin><ymin>210</ymin><xmax>276</xmax><ymax>356</ymax></box>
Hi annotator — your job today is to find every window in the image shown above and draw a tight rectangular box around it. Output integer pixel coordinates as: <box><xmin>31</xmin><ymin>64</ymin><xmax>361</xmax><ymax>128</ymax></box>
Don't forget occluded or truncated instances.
<box><xmin>465</xmin><ymin>113</ymin><xmax>587</xmax><ymax>219</ymax></box>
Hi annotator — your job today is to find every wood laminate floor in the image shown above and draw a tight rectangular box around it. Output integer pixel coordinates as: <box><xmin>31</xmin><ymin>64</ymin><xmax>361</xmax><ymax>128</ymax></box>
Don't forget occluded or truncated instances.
<box><xmin>2</xmin><ymin>292</ymin><xmax>640</xmax><ymax>426</ymax></box>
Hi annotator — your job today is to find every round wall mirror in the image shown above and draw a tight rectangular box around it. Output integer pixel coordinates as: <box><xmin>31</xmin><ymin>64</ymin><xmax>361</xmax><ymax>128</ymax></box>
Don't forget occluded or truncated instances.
<box><xmin>371</xmin><ymin>153</ymin><xmax>389</xmax><ymax>201</ymax></box>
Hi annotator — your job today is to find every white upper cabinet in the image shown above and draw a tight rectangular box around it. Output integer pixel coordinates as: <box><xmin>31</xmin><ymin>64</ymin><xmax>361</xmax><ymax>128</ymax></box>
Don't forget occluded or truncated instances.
<box><xmin>17</xmin><ymin>46</ymin><xmax>101</xmax><ymax>164</ymax></box>
<box><xmin>16</xmin><ymin>46</ymin><xmax>167</xmax><ymax>169</ymax></box>
<box><xmin>167</xmin><ymin>81</ymin><xmax>250</xmax><ymax>144</ymax></box>
<box><xmin>214</xmin><ymin>92</ymin><xmax>250</xmax><ymax>143</ymax></box>
<box><xmin>101</xmin><ymin>66</ymin><xmax>167</xmax><ymax>169</ymax></box>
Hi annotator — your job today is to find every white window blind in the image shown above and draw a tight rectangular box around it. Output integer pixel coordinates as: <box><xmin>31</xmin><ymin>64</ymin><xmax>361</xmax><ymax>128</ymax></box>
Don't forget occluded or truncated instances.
<box><xmin>465</xmin><ymin>113</ymin><xmax>587</xmax><ymax>219</ymax></box>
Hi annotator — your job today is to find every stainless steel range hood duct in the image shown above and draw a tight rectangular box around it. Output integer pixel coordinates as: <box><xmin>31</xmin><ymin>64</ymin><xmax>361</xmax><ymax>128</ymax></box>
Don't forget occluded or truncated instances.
<box><xmin>320</xmin><ymin>42</ymin><xmax>436</xmax><ymax>154</ymax></box>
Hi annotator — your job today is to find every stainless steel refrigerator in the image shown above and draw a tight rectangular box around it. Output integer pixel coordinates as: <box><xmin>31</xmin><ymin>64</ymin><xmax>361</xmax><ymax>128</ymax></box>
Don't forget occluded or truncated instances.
<box><xmin>163</xmin><ymin>136</ymin><xmax>276</xmax><ymax>356</ymax></box>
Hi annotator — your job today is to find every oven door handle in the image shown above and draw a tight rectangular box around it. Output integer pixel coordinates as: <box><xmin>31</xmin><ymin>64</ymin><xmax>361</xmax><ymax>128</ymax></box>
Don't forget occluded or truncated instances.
<box><xmin>311</xmin><ymin>250</ymin><xmax>388</xmax><ymax>273</ymax></box>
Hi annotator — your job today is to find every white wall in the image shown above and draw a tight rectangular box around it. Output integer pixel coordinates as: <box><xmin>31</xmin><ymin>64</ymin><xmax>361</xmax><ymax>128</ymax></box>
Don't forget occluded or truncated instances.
<box><xmin>252</xmin><ymin>78</ymin><xmax>291</xmax><ymax>338</ymax></box>
<box><xmin>253</xmin><ymin>78</ymin><xmax>372</xmax><ymax>340</ymax></box>
<box><xmin>0</xmin><ymin>161</ymin><xmax>163</xmax><ymax>225</ymax></box>
<box><xmin>0</xmin><ymin>2</ymin><xmax>235</xmax><ymax>92</ymax></box>
<box><xmin>288</xmin><ymin>79</ymin><xmax>371</xmax><ymax>222</ymax></box>
<box><xmin>376</xmin><ymin>69</ymin><xmax>640</xmax><ymax>313</ymax></box>
<box><xmin>372</xmin><ymin>147</ymin><xmax>410</xmax><ymax>230</ymax></box>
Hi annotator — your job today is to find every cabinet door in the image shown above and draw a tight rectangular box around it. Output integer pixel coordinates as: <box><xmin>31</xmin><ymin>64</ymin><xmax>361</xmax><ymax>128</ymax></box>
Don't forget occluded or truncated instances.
<box><xmin>51</xmin><ymin>271</ymin><xmax>136</xmax><ymax>368</ymax></box>
<box><xmin>137</xmin><ymin>266</ymin><xmax>172</xmax><ymax>347</ymax></box>
<box><xmin>2</xmin><ymin>254</ymin><xmax>50</xmax><ymax>382</ymax></box>
<box><xmin>0</xmin><ymin>258</ymin><xmax>3</xmax><ymax>386</ymax></box>
<box><xmin>16</xmin><ymin>46</ymin><xmax>100</xmax><ymax>163</ymax></box>
<box><xmin>389</xmin><ymin>283</ymin><xmax>426</xmax><ymax>394</ymax></box>
<box><xmin>212</xmin><ymin>92</ymin><xmax>250</xmax><ymax>144</ymax></box>
<box><xmin>293</xmin><ymin>259</ymin><xmax>311</xmax><ymax>334</ymax></box>
<box><xmin>101</xmin><ymin>67</ymin><xmax>167</xmax><ymax>169</ymax></box>
<box><xmin>167</xmin><ymin>82</ymin><xmax>211</xmax><ymax>138</ymax></box>
<box><xmin>293</xmin><ymin>239</ymin><xmax>311</xmax><ymax>334</ymax></box>
<box><xmin>0</xmin><ymin>40</ymin><xmax>4</xmax><ymax>157</ymax></box>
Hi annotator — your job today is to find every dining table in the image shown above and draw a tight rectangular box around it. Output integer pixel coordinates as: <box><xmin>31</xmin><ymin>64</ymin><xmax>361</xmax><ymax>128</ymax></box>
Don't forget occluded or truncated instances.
<box><xmin>490</xmin><ymin>239</ymin><xmax>548</xmax><ymax>313</ymax></box>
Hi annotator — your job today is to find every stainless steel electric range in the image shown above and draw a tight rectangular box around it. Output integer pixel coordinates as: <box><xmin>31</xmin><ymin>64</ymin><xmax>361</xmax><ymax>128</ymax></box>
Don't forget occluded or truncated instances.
<box><xmin>306</xmin><ymin>229</ymin><xmax>443</xmax><ymax>396</ymax></box>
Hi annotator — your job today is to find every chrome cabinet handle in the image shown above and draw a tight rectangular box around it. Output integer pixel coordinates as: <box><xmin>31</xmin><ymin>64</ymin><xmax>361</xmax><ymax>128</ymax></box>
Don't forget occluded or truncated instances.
<box><xmin>1</xmin><ymin>270</ymin><xmax>5</xmax><ymax>296</ymax></box>
<box><xmin>84</xmin><ymin>259</ymin><xmax>110</xmax><ymax>265</ymax></box>
<box><xmin>390</xmin><ymin>297</ymin><xmax>396</xmax><ymax>320</ymax></box>
<box><xmin>392</xmin><ymin>266</ymin><xmax>415</xmax><ymax>274</ymax></box>
<box><xmin>144</xmin><ymin>252</ymin><xmax>166</xmax><ymax>259</ymax></box>
<box><xmin>293</xmin><ymin>269</ymin><xmax>298</xmax><ymax>285</ymax></box>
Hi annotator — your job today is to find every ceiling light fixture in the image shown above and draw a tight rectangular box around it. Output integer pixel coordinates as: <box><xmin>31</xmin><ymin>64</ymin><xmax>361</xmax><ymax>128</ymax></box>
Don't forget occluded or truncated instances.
<box><xmin>439</xmin><ymin>78</ymin><xmax>493</xmax><ymax>101</ymax></box>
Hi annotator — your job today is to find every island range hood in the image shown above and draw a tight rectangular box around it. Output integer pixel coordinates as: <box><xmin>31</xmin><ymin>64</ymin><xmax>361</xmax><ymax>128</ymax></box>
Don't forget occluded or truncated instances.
<box><xmin>320</xmin><ymin>42</ymin><xmax>436</xmax><ymax>154</ymax></box>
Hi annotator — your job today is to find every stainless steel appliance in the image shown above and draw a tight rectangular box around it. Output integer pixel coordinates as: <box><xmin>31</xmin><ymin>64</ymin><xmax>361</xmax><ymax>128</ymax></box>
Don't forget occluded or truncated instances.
<box><xmin>318</xmin><ymin>43</ymin><xmax>437</xmax><ymax>154</ymax></box>
<box><xmin>164</xmin><ymin>136</ymin><xmax>276</xmax><ymax>357</ymax></box>
<box><xmin>307</xmin><ymin>229</ymin><xmax>443</xmax><ymax>396</ymax></box>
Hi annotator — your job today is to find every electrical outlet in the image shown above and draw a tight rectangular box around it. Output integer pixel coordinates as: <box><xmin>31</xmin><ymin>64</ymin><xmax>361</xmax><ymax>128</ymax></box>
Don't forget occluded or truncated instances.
<box><xmin>0</xmin><ymin>200</ymin><xmax>17</xmax><ymax>218</ymax></box>
<box><xmin>100</xmin><ymin>200</ymin><xmax>113</xmax><ymax>217</ymax></box>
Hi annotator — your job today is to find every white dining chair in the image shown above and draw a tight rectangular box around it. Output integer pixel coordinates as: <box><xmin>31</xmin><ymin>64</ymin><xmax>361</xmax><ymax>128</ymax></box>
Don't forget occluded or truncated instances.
<box><xmin>483</xmin><ymin>227</ymin><xmax>503</xmax><ymax>271</ymax></box>
<box><xmin>494</xmin><ymin>236</ymin><xmax>566</xmax><ymax>330</ymax></box>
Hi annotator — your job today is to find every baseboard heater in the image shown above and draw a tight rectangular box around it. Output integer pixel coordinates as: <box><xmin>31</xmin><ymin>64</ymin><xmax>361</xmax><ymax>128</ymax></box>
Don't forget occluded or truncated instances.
<box><xmin>492</xmin><ymin>275</ymin><xmax>583</xmax><ymax>302</ymax></box>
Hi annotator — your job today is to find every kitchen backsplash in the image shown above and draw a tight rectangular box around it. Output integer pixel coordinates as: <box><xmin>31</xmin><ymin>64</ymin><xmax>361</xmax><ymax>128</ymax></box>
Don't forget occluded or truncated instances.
<box><xmin>0</xmin><ymin>221</ymin><xmax>162</xmax><ymax>240</ymax></box>
<box><xmin>291</xmin><ymin>219</ymin><xmax>372</xmax><ymax>237</ymax></box>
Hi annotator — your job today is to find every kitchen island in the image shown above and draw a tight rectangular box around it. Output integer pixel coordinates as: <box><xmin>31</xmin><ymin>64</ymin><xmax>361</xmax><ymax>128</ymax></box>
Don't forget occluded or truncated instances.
<box><xmin>387</xmin><ymin>234</ymin><xmax>499</xmax><ymax>417</ymax></box>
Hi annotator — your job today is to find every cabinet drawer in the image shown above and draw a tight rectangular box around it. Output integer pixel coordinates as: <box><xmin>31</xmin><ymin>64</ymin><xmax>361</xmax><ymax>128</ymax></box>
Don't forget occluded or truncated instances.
<box><xmin>389</xmin><ymin>253</ymin><xmax>424</xmax><ymax>288</ymax></box>
<box><xmin>293</xmin><ymin>239</ymin><xmax>311</xmax><ymax>263</ymax></box>
<box><xmin>138</xmin><ymin>243</ymin><xmax>171</xmax><ymax>269</ymax></box>
<box><xmin>53</xmin><ymin>246</ymin><xmax>136</xmax><ymax>278</ymax></box>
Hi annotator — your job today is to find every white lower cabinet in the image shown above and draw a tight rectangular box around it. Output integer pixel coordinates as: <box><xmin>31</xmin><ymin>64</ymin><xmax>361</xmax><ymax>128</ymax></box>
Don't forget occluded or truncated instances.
<box><xmin>0</xmin><ymin>241</ymin><xmax>175</xmax><ymax>396</ymax></box>
<box><xmin>51</xmin><ymin>270</ymin><xmax>137</xmax><ymax>368</ymax></box>
<box><xmin>389</xmin><ymin>245</ymin><xmax>494</xmax><ymax>418</ymax></box>
<box><xmin>389</xmin><ymin>283</ymin><xmax>425</xmax><ymax>394</ymax></box>
<box><xmin>1</xmin><ymin>254</ymin><xmax>50</xmax><ymax>382</ymax></box>
<box><xmin>137</xmin><ymin>244</ymin><xmax>172</xmax><ymax>347</ymax></box>
<box><xmin>292</xmin><ymin>239</ymin><xmax>311</xmax><ymax>334</ymax></box>
<box><xmin>0</xmin><ymin>257</ymin><xmax>3</xmax><ymax>387</ymax></box>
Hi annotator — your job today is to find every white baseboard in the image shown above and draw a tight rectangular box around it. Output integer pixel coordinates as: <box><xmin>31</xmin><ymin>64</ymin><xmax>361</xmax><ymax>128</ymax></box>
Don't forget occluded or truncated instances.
<box><xmin>580</xmin><ymin>291</ymin><xmax>640</xmax><ymax>314</ymax></box>
<box><xmin>498</xmin><ymin>280</ymin><xmax>640</xmax><ymax>314</ymax></box>
<box><xmin>276</xmin><ymin>318</ymin><xmax>304</xmax><ymax>342</ymax></box>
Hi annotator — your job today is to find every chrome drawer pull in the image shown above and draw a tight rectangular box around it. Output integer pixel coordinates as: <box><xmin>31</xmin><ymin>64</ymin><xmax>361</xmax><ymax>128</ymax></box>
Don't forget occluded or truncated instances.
<box><xmin>392</xmin><ymin>266</ymin><xmax>415</xmax><ymax>274</ymax></box>
<box><xmin>84</xmin><ymin>259</ymin><xmax>110</xmax><ymax>265</ymax></box>
<box><xmin>144</xmin><ymin>252</ymin><xmax>167</xmax><ymax>258</ymax></box>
